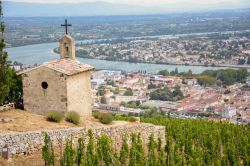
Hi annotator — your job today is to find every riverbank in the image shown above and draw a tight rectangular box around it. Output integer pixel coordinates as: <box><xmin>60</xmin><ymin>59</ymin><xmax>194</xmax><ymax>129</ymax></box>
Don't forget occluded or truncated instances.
<box><xmin>76</xmin><ymin>55</ymin><xmax>250</xmax><ymax>69</ymax></box>
<box><xmin>7</xmin><ymin>41</ymin><xmax>247</xmax><ymax>74</ymax></box>
<box><xmin>53</xmin><ymin>48</ymin><xmax>250</xmax><ymax>69</ymax></box>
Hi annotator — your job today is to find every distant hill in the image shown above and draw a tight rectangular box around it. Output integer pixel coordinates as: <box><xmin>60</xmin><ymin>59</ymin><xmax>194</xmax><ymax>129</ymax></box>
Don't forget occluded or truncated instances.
<box><xmin>3</xmin><ymin>1</ymin><xmax>250</xmax><ymax>17</ymax></box>
<box><xmin>3</xmin><ymin>1</ymin><xmax>163</xmax><ymax>17</ymax></box>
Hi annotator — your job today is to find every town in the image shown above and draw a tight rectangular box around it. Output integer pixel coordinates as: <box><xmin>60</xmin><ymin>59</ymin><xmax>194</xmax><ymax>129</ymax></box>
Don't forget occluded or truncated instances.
<box><xmin>73</xmin><ymin>31</ymin><xmax>250</xmax><ymax>67</ymax></box>
<box><xmin>90</xmin><ymin>69</ymin><xmax>250</xmax><ymax>124</ymax></box>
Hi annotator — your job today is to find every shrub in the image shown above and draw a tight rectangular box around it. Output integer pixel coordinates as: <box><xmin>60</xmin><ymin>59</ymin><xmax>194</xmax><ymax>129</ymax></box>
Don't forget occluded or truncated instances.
<box><xmin>46</xmin><ymin>111</ymin><xmax>64</xmax><ymax>122</ymax></box>
<box><xmin>93</xmin><ymin>111</ymin><xmax>100</xmax><ymax>119</ymax></box>
<box><xmin>128</xmin><ymin>116</ymin><xmax>137</xmax><ymax>122</ymax></box>
<box><xmin>115</xmin><ymin>114</ymin><xmax>128</xmax><ymax>121</ymax></box>
<box><xmin>65</xmin><ymin>112</ymin><xmax>80</xmax><ymax>125</ymax></box>
<box><xmin>99</xmin><ymin>112</ymin><xmax>113</xmax><ymax>124</ymax></box>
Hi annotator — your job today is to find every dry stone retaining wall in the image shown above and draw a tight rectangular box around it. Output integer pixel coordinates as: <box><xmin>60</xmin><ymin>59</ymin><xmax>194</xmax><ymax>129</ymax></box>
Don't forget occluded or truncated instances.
<box><xmin>0</xmin><ymin>123</ymin><xmax>165</xmax><ymax>156</ymax></box>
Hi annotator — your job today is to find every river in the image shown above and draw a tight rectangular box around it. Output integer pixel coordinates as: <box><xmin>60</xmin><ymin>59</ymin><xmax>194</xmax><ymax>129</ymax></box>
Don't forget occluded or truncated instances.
<box><xmin>6</xmin><ymin>40</ymin><xmax>229</xmax><ymax>74</ymax></box>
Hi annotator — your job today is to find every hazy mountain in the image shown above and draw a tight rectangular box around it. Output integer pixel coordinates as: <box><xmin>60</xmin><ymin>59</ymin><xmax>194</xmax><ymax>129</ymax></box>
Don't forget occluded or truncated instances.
<box><xmin>3</xmin><ymin>1</ymin><xmax>250</xmax><ymax>17</ymax></box>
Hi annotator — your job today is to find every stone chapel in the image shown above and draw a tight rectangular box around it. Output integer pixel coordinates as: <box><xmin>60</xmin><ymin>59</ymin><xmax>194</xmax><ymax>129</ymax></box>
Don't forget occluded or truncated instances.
<box><xmin>20</xmin><ymin>20</ymin><xmax>94</xmax><ymax>116</ymax></box>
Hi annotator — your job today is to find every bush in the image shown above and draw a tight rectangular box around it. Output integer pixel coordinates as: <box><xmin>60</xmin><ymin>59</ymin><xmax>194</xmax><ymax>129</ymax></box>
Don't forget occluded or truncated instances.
<box><xmin>93</xmin><ymin>111</ymin><xmax>100</xmax><ymax>119</ymax></box>
<box><xmin>128</xmin><ymin>116</ymin><xmax>137</xmax><ymax>122</ymax></box>
<box><xmin>46</xmin><ymin>111</ymin><xmax>64</xmax><ymax>123</ymax></box>
<box><xmin>115</xmin><ymin>114</ymin><xmax>128</xmax><ymax>121</ymax></box>
<box><xmin>99</xmin><ymin>112</ymin><xmax>113</xmax><ymax>124</ymax></box>
<box><xmin>65</xmin><ymin>112</ymin><xmax>80</xmax><ymax>125</ymax></box>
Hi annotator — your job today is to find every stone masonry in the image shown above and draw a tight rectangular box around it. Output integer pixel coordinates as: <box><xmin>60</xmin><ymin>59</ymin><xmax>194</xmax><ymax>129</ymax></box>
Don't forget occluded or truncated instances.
<box><xmin>0</xmin><ymin>123</ymin><xmax>165</xmax><ymax>156</ymax></box>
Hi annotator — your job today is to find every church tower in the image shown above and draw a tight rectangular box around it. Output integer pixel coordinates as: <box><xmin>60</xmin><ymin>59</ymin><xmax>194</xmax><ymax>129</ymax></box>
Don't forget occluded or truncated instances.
<box><xmin>59</xmin><ymin>19</ymin><xmax>75</xmax><ymax>60</ymax></box>
<box><xmin>59</xmin><ymin>34</ymin><xmax>76</xmax><ymax>60</ymax></box>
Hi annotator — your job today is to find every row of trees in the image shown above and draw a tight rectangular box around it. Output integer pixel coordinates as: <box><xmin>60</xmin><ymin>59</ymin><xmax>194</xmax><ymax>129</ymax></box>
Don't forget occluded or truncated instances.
<box><xmin>200</xmin><ymin>68</ymin><xmax>249</xmax><ymax>86</ymax></box>
<box><xmin>0</xmin><ymin>1</ymin><xmax>22</xmax><ymax>108</ymax></box>
<box><xmin>157</xmin><ymin>68</ymin><xmax>193</xmax><ymax>77</ymax></box>
<box><xmin>158</xmin><ymin>68</ymin><xmax>249</xmax><ymax>87</ymax></box>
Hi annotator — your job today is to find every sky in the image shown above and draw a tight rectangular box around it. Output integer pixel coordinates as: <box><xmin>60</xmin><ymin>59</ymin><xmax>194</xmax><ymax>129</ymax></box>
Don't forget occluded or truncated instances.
<box><xmin>4</xmin><ymin>0</ymin><xmax>250</xmax><ymax>17</ymax></box>
<box><xmin>4</xmin><ymin>0</ymin><xmax>250</xmax><ymax>6</ymax></box>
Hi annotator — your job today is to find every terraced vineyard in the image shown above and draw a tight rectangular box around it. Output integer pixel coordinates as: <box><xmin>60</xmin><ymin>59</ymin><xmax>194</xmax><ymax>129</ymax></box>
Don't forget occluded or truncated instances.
<box><xmin>43</xmin><ymin>117</ymin><xmax>249</xmax><ymax>166</ymax></box>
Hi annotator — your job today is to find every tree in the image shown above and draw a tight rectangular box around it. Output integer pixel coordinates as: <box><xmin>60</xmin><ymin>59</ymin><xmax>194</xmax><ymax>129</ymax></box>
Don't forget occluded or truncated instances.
<box><xmin>129</xmin><ymin>133</ymin><xmax>137</xmax><ymax>166</ymax></box>
<box><xmin>42</xmin><ymin>133</ymin><xmax>55</xmax><ymax>166</ymax></box>
<box><xmin>135</xmin><ymin>134</ymin><xmax>145</xmax><ymax>165</ymax></box>
<box><xmin>197</xmin><ymin>76</ymin><xmax>216</xmax><ymax>86</ymax></box>
<box><xmin>97</xmin><ymin>85</ymin><xmax>106</xmax><ymax>96</ymax></box>
<box><xmin>119</xmin><ymin>138</ymin><xmax>129</xmax><ymax>165</ymax></box>
<box><xmin>236</xmin><ymin>68</ymin><xmax>249</xmax><ymax>83</ymax></box>
<box><xmin>157</xmin><ymin>138</ymin><xmax>165</xmax><ymax>166</ymax></box>
<box><xmin>173</xmin><ymin>86</ymin><xmax>184</xmax><ymax>99</ymax></box>
<box><xmin>158</xmin><ymin>69</ymin><xmax>169</xmax><ymax>76</ymax></box>
<box><xmin>100</xmin><ymin>96</ymin><xmax>107</xmax><ymax>104</ymax></box>
<box><xmin>76</xmin><ymin>138</ymin><xmax>86</xmax><ymax>166</ymax></box>
<box><xmin>149</xmin><ymin>87</ymin><xmax>184</xmax><ymax>101</ymax></box>
<box><xmin>86</xmin><ymin>129</ymin><xmax>98</xmax><ymax>166</ymax></box>
<box><xmin>0</xmin><ymin>2</ymin><xmax>12</xmax><ymax>105</ymax></box>
<box><xmin>148</xmin><ymin>134</ymin><xmax>156</xmax><ymax>166</ymax></box>
<box><xmin>0</xmin><ymin>1</ymin><xmax>22</xmax><ymax>107</ymax></box>
<box><xmin>170</xmin><ymin>68</ymin><xmax>179</xmax><ymax>76</ymax></box>
<box><xmin>124</xmin><ymin>88</ymin><xmax>133</xmax><ymax>96</ymax></box>
<box><xmin>97</xmin><ymin>135</ymin><xmax>113</xmax><ymax>165</ymax></box>
<box><xmin>60</xmin><ymin>139</ymin><xmax>76</xmax><ymax>166</ymax></box>
<box><xmin>5</xmin><ymin>71</ymin><xmax>23</xmax><ymax>108</ymax></box>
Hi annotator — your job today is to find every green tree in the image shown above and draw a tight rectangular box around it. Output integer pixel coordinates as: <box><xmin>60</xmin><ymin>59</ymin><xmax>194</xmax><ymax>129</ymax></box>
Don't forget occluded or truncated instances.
<box><xmin>156</xmin><ymin>138</ymin><xmax>165</xmax><ymax>166</ymax></box>
<box><xmin>42</xmin><ymin>133</ymin><xmax>55</xmax><ymax>166</ymax></box>
<box><xmin>97</xmin><ymin>135</ymin><xmax>113</xmax><ymax>165</ymax></box>
<box><xmin>0</xmin><ymin>2</ymin><xmax>22</xmax><ymax>107</ymax></box>
<box><xmin>76</xmin><ymin>138</ymin><xmax>86</xmax><ymax>166</ymax></box>
<box><xmin>158</xmin><ymin>69</ymin><xmax>170</xmax><ymax>76</ymax></box>
<box><xmin>0</xmin><ymin>2</ymin><xmax>12</xmax><ymax>105</ymax></box>
<box><xmin>100</xmin><ymin>96</ymin><xmax>107</xmax><ymax>104</ymax></box>
<box><xmin>136</xmin><ymin>134</ymin><xmax>145</xmax><ymax>165</ymax></box>
<box><xmin>60</xmin><ymin>139</ymin><xmax>76</xmax><ymax>166</ymax></box>
<box><xmin>150</xmin><ymin>87</ymin><xmax>184</xmax><ymax>101</ymax></box>
<box><xmin>129</xmin><ymin>133</ymin><xmax>137</xmax><ymax>166</ymax></box>
<box><xmin>119</xmin><ymin>138</ymin><xmax>129</xmax><ymax>166</ymax></box>
<box><xmin>197</xmin><ymin>75</ymin><xmax>216</xmax><ymax>86</ymax></box>
<box><xmin>124</xmin><ymin>88</ymin><xmax>133</xmax><ymax>96</ymax></box>
<box><xmin>148</xmin><ymin>134</ymin><xmax>156</xmax><ymax>166</ymax></box>
<box><xmin>86</xmin><ymin>129</ymin><xmax>98</xmax><ymax>166</ymax></box>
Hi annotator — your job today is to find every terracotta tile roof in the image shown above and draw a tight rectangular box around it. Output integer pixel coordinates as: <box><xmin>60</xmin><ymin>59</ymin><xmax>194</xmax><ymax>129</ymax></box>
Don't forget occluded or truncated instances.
<box><xmin>19</xmin><ymin>58</ymin><xmax>94</xmax><ymax>76</ymax></box>
<box><xmin>44</xmin><ymin>58</ymin><xmax>94</xmax><ymax>75</ymax></box>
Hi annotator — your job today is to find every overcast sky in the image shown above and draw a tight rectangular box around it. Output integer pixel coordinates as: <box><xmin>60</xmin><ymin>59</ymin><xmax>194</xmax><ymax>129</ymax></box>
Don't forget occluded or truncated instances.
<box><xmin>5</xmin><ymin>0</ymin><xmax>250</xmax><ymax>6</ymax></box>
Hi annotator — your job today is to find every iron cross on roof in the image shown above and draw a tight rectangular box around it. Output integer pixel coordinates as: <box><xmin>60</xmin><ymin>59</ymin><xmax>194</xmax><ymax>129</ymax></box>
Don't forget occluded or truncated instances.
<box><xmin>61</xmin><ymin>19</ymin><xmax>72</xmax><ymax>34</ymax></box>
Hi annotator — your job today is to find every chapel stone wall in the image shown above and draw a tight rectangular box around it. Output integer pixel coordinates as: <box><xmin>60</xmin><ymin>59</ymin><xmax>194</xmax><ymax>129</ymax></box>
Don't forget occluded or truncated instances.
<box><xmin>22</xmin><ymin>67</ymin><xmax>68</xmax><ymax>115</ymax></box>
<box><xmin>66</xmin><ymin>71</ymin><xmax>93</xmax><ymax>116</ymax></box>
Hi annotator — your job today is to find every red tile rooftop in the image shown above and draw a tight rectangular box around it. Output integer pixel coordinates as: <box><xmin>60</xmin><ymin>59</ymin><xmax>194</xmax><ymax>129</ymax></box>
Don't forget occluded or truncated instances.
<box><xmin>19</xmin><ymin>58</ymin><xmax>94</xmax><ymax>76</ymax></box>
<box><xmin>44</xmin><ymin>58</ymin><xmax>94</xmax><ymax>76</ymax></box>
